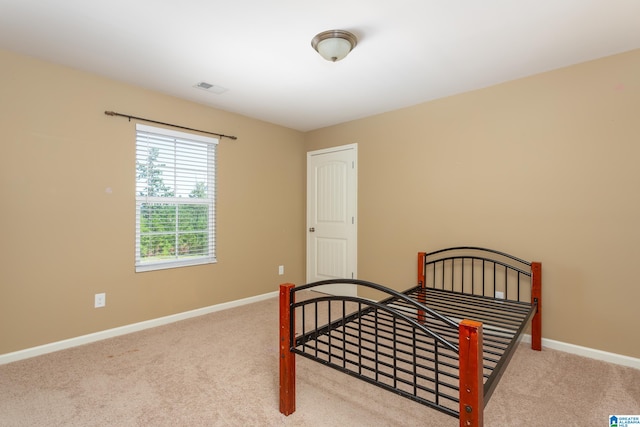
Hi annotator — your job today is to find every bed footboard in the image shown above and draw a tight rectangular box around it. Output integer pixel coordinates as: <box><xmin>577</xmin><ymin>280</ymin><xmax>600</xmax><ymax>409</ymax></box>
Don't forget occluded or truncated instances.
<box><xmin>279</xmin><ymin>280</ymin><xmax>493</xmax><ymax>424</ymax></box>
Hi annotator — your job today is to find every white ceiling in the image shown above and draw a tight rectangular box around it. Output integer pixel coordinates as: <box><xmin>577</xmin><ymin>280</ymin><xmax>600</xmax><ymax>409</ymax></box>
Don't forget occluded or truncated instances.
<box><xmin>1</xmin><ymin>1</ymin><xmax>639</xmax><ymax>132</ymax></box>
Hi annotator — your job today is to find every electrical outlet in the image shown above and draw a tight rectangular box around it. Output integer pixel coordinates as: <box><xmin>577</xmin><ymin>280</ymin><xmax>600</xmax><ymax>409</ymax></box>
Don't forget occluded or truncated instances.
<box><xmin>94</xmin><ymin>293</ymin><xmax>106</xmax><ymax>308</ymax></box>
<box><xmin>278</xmin><ymin>265</ymin><xmax>284</xmax><ymax>275</ymax></box>
<box><xmin>495</xmin><ymin>291</ymin><xmax>505</xmax><ymax>299</ymax></box>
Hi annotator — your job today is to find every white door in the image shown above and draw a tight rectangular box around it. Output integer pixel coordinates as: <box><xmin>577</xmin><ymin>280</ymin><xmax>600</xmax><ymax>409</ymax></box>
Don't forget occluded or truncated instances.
<box><xmin>307</xmin><ymin>144</ymin><xmax>357</xmax><ymax>296</ymax></box>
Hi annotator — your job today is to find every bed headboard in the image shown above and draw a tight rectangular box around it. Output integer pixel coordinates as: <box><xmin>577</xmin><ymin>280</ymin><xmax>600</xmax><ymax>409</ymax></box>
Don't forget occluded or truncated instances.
<box><xmin>418</xmin><ymin>246</ymin><xmax>535</xmax><ymax>303</ymax></box>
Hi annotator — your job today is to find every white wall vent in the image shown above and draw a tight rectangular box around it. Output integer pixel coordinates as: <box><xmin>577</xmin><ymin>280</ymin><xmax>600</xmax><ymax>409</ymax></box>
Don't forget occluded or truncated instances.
<box><xmin>194</xmin><ymin>82</ymin><xmax>228</xmax><ymax>94</ymax></box>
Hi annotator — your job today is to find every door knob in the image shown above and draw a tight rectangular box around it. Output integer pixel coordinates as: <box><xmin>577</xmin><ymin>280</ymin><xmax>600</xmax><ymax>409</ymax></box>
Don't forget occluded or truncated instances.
<box><xmin>309</xmin><ymin>227</ymin><xmax>315</xmax><ymax>232</ymax></box>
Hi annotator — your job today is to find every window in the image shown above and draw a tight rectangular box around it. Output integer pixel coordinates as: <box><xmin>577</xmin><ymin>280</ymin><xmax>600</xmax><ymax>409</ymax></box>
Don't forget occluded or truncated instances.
<box><xmin>135</xmin><ymin>124</ymin><xmax>217</xmax><ymax>272</ymax></box>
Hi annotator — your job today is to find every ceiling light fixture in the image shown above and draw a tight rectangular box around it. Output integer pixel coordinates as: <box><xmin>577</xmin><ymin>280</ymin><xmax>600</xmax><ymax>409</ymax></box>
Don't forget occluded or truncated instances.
<box><xmin>311</xmin><ymin>30</ymin><xmax>357</xmax><ymax>62</ymax></box>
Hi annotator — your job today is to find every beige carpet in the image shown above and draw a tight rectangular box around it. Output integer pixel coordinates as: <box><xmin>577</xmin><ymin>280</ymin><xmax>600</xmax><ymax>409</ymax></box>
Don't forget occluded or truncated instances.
<box><xmin>1</xmin><ymin>294</ymin><xmax>638</xmax><ymax>426</ymax></box>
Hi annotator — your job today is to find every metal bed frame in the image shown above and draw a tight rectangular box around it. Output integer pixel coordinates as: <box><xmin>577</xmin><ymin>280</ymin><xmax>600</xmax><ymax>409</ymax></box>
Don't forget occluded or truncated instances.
<box><xmin>279</xmin><ymin>247</ymin><xmax>542</xmax><ymax>427</ymax></box>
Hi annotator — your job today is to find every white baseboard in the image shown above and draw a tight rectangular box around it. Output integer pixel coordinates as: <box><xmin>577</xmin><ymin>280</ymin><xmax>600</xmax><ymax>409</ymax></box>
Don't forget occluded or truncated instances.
<box><xmin>521</xmin><ymin>334</ymin><xmax>640</xmax><ymax>370</ymax></box>
<box><xmin>0</xmin><ymin>290</ymin><xmax>278</xmax><ymax>366</ymax></box>
<box><xmin>3</xmin><ymin>296</ymin><xmax>638</xmax><ymax>371</ymax></box>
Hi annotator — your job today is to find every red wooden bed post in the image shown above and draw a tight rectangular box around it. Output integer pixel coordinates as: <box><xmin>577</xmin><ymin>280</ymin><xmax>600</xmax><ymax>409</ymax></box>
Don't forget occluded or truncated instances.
<box><xmin>279</xmin><ymin>283</ymin><xmax>296</xmax><ymax>415</ymax></box>
<box><xmin>531</xmin><ymin>262</ymin><xmax>542</xmax><ymax>351</ymax></box>
<box><xmin>417</xmin><ymin>252</ymin><xmax>426</xmax><ymax>323</ymax></box>
<box><xmin>459</xmin><ymin>319</ymin><xmax>484</xmax><ymax>427</ymax></box>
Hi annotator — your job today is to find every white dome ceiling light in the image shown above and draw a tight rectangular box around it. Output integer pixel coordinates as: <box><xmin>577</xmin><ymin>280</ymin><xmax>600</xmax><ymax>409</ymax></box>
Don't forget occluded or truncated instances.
<box><xmin>311</xmin><ymin>30</ymin><xmax>358</xmax><ymax>62</ymax></box>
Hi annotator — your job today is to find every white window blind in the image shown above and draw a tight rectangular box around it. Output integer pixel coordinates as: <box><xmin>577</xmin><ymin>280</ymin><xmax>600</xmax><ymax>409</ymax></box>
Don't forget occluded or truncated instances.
<box><xmin>135</xmin><ymin>124</ymin><xmax>217</xmax><ymax>272</ymax></box>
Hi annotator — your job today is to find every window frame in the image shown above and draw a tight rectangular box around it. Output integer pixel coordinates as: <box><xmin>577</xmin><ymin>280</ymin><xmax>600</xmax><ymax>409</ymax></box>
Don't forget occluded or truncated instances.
<box><xmin>134</xmin><ymin>123</ymin><xmax>218</xmax><ymax>272</ymax></box>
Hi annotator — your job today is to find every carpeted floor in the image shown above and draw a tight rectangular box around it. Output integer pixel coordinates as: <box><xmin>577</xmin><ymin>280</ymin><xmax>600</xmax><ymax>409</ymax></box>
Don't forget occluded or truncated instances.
<box><xmin>1</xmin><ymin>294</ymin><xmax>638</xmax><ymax>426</ymax></box>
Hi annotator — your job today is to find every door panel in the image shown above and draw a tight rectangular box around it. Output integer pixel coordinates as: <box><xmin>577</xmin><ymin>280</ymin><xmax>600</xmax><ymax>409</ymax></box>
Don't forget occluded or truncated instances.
<box><xmin>315</xmin><ymin>238</ymin><xmax>347</xmax><ymax>278</ymax></box>
<box><xmin>307</xmin><ymin>144</ymin><xmax>357</xmax><ymax>296</ymax></box>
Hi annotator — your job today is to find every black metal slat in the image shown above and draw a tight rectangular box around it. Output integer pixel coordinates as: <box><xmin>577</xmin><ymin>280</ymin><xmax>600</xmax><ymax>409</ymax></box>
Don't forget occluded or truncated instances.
<box><xmin>309</xmin><ymin>323</ymin><xmax>459</xmax><ymax>399</ymax></box>
<box><xmin>293</xmin><ymin>348</ymin><xmax>460</xmax><ymax>418</ymax></box>
<box><xmin>410</xmin><ymin>296</ymin><xmax>528</xmax><ymax>336</ymax></box>
<box><xmin>328</xmin><ymin>331</ymin><xmax>458</xmax><ymax>390</ymax></box>
<box><xmin>421</xmin><ymin>296</ymin><xmax>525</xmax><ymax>330</ymax></box>
<box><xmin>328</xmin><ymin>301</ymin><xmax>332</xmax><ymax>364</ymax></box>
<box><xmin>328</xmin><ymin>309</ymin><xmax>461</xmax><ymax>380</ymax></box>
<box><xmin>340</xmin><ymin>302</ymin><xmax>460</xmax><ymax>362</ymax></box>
<box><xmin>419</xmin><ymin>286</ymin><xmax>532</xmax><ymax>315</ymax></box>
<box><xmin>481</xmin><ymin>261</ymin><xmax>489</xmax><ymax>296</ymax></box>
<box><xmin>410</xmin><ymin>291</ymin><xmax>530</xmax><ymax>323</ymax></box>
<box><xmin>413</xmin><ymin>328</ymin><xmax>418</xmax><ymax>397</ymax></box>
<box><xmin>344</xmin><ymin>319</ymin><xmax>459</xmax><ymax>374</ymax></box>
<box><xmin>410</xmin><ymin>289</ymin><xmax>525</xmax><ymax>364</ymax></box>
<box><xmin>294</xmin><ymin>313</ymin><xmax>461</xmax><ymax>412</ymax></box>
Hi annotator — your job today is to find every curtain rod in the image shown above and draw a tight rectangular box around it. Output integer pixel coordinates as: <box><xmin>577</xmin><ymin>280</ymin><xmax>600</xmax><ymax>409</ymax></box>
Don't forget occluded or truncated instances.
<box><xmin>104</xmin><ymin>111</ymin><xmax>237</xmax><ymax>140</ymax></box>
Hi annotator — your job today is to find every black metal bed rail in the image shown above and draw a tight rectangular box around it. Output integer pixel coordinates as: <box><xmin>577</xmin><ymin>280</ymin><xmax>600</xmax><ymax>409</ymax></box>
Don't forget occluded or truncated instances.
<box><xmin>482</xmin><ymin>297</ymin><xmax>538</xmax><ymax>403</ymax></box>
<box><xmin>424</xmin><ymin>246</ymin><xmax>532</xmax><ymax>270</ymax></box>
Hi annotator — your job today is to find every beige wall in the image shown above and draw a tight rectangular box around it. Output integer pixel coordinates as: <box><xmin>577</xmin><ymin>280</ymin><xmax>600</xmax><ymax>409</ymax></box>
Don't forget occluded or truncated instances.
<box><xmin>2</xmin><ymin>46</ymin><xmax>639</xmax><ymax>360</ymax></box>
<box><xmin>305</xmin><ymin>49</ymin><xmax>640</xmax><ymax>359</ymax></box>
<box><xmin>0</xmin><ymin>49</ymin><xmax>306</xmax><ymax>355</ymax></box>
